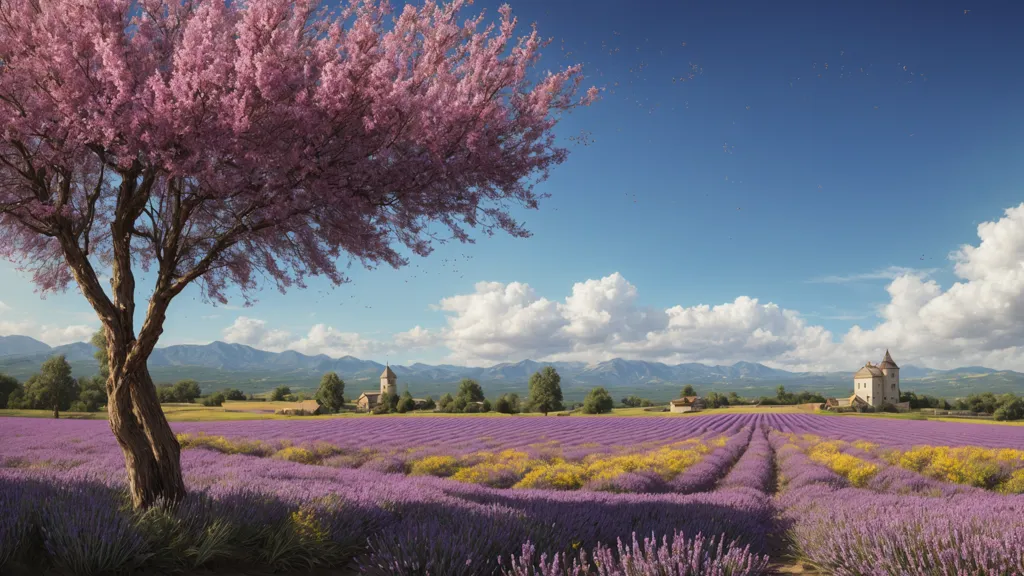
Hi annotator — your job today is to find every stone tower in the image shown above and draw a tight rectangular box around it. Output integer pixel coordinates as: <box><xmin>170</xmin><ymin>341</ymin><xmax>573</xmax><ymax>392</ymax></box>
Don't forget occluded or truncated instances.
<box><xmin>878</xmin><ymin>349</ymin><xmax>900</xmax><ymax>405</ymax></box>
<box><xmin>380</xmin><ymin>363</ymin><xmax>397</xmax><ymax>396</ymax></box>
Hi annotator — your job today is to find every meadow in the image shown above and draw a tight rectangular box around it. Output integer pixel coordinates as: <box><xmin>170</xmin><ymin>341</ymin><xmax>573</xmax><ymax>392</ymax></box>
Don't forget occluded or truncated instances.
<box><xmin>2</xmin><ymin>414</ymin><xmax>1023</xmax><ymax>575</ymax></box>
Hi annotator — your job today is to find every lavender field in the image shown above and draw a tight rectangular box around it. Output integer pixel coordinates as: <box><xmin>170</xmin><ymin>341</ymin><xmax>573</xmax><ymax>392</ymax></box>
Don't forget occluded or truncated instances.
<box><xmin>2</xmin><ymin>414</ymin><xmax>1023</xmax><ymax>575</ymax></box>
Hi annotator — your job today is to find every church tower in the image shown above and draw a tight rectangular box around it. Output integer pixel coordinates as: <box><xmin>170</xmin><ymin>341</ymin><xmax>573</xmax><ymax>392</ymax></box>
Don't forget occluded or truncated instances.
<box><xmin>878</xmin><ymin>349</ymin><xmax>900</xmax><ymax>405</ymax></box>
<box><xmin>380</xmin><ymin>363</ymin><xmax>397</xmax><ymax>396</ymax></box>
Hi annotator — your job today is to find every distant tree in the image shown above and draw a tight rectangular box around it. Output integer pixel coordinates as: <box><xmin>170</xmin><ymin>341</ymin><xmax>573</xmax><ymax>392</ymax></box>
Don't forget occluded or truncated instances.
<box><xmin>495</xmin><ymin>396</ymin><xmax>512</xmax><ymax>414</ymax></box>
<box><xmin>776</xmin><ymin>386</ymin><xmax>787</xmax><ymax>402</ymax></box>
<box><xmin>506</xmin><ymin>393</ymin><xmax>521</xmax><ymax>413</ymax></box>
<box><xmin>639</xmin><ymin>398</ymin><xmax>652</xmax><ymax>407</ymax></box>
<box><xmin>372</xmin><ymin>392</ymin><xmax>399</xmax><ymax>415</ymax></box>
<box><xmin>456</xmin><ymin>379</ymin><xmax>485</xmax><ymax>403</ymax></box>
<box><xmin>156</xmin><ymin>385</ymin><xmax>177</xmax><ymax>404</ymax></box>
<box><xmin>704</xmin><ymin>392</ymin><xmax>729</xmax><ymax>409</ymax></box>
<box><xmin>482</xmin><ymin>399</ymin><xmax>492</xmax><ymax>412</ymax></box>
<box><xmin>422</xmin><ymin>396</ymin><xmax>437</xmax><ymax>410</ymax></box>
<box><xmin>727</xmin><ymin>392</ymin><xmax>742</xmax><ymax>405</ymax></box>
<box><xmin>438</xmin><ymin>393</ymin><xmax>455</xmax><ymax>411</ymax></box>
<box><xmin>453</xmin><ymin>396</ymin><xmax>469</xmax><ymax>412</ymax></box>
<box><xmin>994</xmin><ymin>397</ymin><xmax>1024</xmax><ymax>421</ymax></box>
<box><xmin>201</xmin><ymin>393</ymin><xmax>226</xmax><ymax>407</ymax></box>
<box><xmin>681</xmin><ymin>385</ymin><xmax>697</xmax><ymax>397</ymax></box>
<box><xmin>78</xmin><ymin>389</ymin><xmax>106</xmax><ymax>412</ymax></box>
<box><xmin>315</xmin><ymin>372</ymin><xmax>346</xmax><ymax>413</ymax></box>
<box><xmin>221</xmin><ymin>389</ymin><xmax>246</xmax><ymax>401</ymax></box>
<box><xmin>172</xmin><ymin>380</ymin><xmax>202</xmax><ymax>403</ymax></box>
<box><xmin>270</xmin><ymin>386</ymin><xmax>292</xmax><ymax>402</ymax></box>
<box><xmin>527</xmin><ymin>367</ymin><xmax>563</xmax><ymax>416</ymax></box>
<box><xmin>0</xmin><ymin>373</ymin><xmax>20</xmax><ymax>409</ymax></box>
<box><xmin>26</xmin><ymin>356</ymin><xmax>80</xmax><ymax>418</ymax></box>
<box><xmin>397</xmin><ymin>390</ymin><xmax>416</xmax><ymax>413</ymax></box>
<box><xmin>89</xmin><ymin>330</ymin><xmax>110</xmax><ymax>396</ymax></box>
<box><xmin>6</xmin><ymin>386</ymin><xmax>27</xmax><ymax>409</ymax></box>
<box><xmin>582</xmin><ymin>387</ymin><xmax>614</xmax><ymax>414</ymax></box>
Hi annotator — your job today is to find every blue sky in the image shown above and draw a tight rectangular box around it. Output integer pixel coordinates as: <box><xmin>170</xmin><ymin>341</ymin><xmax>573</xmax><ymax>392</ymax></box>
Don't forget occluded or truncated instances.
<box><xmin>2</xmin><ymin>0</ymin><xmax>1024</xmax><ymax>371</ymax></box>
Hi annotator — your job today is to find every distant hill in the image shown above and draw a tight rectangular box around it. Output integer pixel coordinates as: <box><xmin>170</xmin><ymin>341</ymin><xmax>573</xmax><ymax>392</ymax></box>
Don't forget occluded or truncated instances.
<box><xmin>0</xmin><ymin>335</ymin><xmax>52</xmax><ymax>357</ymax></box>
<box><xmin>1</xmin><ymin>335</ymin><xmax>1021</xmax><ymax>401</ymax></box>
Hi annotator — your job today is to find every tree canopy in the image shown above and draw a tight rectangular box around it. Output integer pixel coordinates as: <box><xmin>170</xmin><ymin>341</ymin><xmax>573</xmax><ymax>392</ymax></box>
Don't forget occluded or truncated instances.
<box><xmin>582</xmin><ymin>386</ymin><xmax>614</xmax><ymax>414</ymax></box>
<box><xmin>0</xmin><ymin>373</ymin><xmax>19</xmax><ymax>409</ymax></box>
<box><xmin>0</xmin><ymin>0</ymin><xmax>593</xmax><ymax>508</ymax></box>
<box><xmin>24</xmin><ymin>355</ymin><xmax>79</xmax><ymax>418</ymax></box>
<box><xmin>456</xmin><ymin>379</ymin><xmax>485</xmax><ymax>403</ymax></box>
<box><xmin>527</xmin><ymin>366</ymin><xmax>563</xmax><ymax>415</ymax></box>
<box><xmin>315</xmin><ymin>372</ymin><xmax>345</xmax><ymax>413</ymax></box>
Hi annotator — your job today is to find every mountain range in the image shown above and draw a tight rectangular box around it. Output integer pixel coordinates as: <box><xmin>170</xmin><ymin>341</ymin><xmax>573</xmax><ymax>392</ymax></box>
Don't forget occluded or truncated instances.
<box><xmin>1</xmin><ymin>334</ymin><xmax>1021</xmax><ymax>401</ymax></box>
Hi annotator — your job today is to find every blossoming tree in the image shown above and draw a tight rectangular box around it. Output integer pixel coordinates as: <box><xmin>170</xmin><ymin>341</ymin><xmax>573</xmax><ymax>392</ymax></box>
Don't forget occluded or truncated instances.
<box><xmin>0</xmin><ymin>0</ymin><xmax>595</xmax><ymax>508</ymax></box>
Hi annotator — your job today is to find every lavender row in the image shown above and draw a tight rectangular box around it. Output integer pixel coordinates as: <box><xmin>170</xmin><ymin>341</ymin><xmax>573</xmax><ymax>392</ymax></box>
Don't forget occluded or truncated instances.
<box><xmin>718</xmin><ymin>425</ymin><xmax>774</xmax><ymax>493</ymax></box>
<box><xmin>760</xmin><ymin>412</ymin><xmax>1024</xmax><ymax>448</ymax></box>
<box><xmin>498</xmin><ymin>531</ymin><xmax>769</xmax><ymax>576</ymax></box>
<box><xmin>668</xmin><ymin>425</ymin><xmax>753</xmax><ymax>494</ymax></box>
<box><xmin>770</xmin><ymin>431</ymin><xmax>1024</xmax><ymax>574</ymax></box>
<box><xmin>0</xmin><ymin>445</ymin><xmax>776</xmax><ymax>575</ymax></box>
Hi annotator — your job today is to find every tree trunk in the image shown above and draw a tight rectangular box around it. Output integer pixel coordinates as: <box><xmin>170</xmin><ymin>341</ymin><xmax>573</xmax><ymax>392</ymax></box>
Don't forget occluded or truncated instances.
<box><xmin>107</xmin><ymin>362</ymin><xmax>185</xmax><ymax>509</ymax></box>
<box><xmin>53</xmin><ymin>404</ymin><xmax>59</xmax><ymax>419</ymax></box>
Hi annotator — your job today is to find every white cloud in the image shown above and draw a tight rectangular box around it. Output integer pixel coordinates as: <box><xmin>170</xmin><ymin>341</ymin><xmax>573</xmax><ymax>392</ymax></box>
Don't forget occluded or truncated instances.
<box><xmin>0</xmin><ymin>300</ymin><xmax>95</xmax><ymax>346</ymax></box>
<box><xmin>0</xmin><ymin>318</ymin><xmax>94</xmax><ymax>346</ymax></box>
<box><xmin>221</xmin><ymin>317</ymin><xmax>293</xmax><ymax>350</ymax></box>
<box><xmin>808</xmin><ymin>266</ymin><xmax>936</xmax><ymax>284</ymax></box>
<box><xmin>209</xmin><ymin>202</ymin><xmax>1024</xmax><ymax>373</ymax></box>
<box><xmin>220</xmin><ymin>317</ymin><xmax>437</xmax><ymax>360</ymax></box>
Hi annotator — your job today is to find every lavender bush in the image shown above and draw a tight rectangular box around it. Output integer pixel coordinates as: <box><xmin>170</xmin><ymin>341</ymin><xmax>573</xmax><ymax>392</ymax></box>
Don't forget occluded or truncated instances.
<box><xmin>501</xmin><ymin>531</ymin><xmax>769</xmax><ymax>576</ymax></box>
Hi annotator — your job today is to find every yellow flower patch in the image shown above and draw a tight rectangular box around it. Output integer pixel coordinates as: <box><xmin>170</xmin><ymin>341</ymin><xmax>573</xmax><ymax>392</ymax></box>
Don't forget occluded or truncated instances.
<box><xmin>808</xmin><ymin>441</ymin><xmax>878</xmax><ymax>487</ymax></box>
<box><xmin>514</xmin><ymin>462</ymin><xmax>588</xmax><ymax>490</ymax></box>
<box><xmin>409</xmin><ymin>455</ymin><xmax>461</xmax><ymax>477</ymax></box>
<box><xmin>887</xmin><ymin>445</ymin><xmax>1024</xmax><ymax>490</ymax></box>
<box><xmin>274</xmin><ymin>446</ymin><xmax>318</xmax><ymax>465</ymax></box>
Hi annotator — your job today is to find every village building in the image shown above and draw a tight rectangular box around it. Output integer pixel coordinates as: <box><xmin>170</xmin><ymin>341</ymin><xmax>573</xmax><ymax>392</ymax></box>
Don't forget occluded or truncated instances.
<box><xmin>826</xmin><ymin>350</ymin><xmax>909</xmax><ymax>411</ymax></box>
<box><xmin>853</xmin><ymin>349</ymin><xmax>901</xmax><ymax>409</ymax></box>
<box><xmin>356</xmin><ymin>364</ymin><xmax>398</xmax><ymax>411</ymax></box>
<box><xmin>275</xmin><ymin>399</ymin><xmax>322</xmax><ymax>416</ymax></box>
<box><xmin>669</xmin><ymin>396</ymin><xmax>706</xmax><ymax>413</ymax></box>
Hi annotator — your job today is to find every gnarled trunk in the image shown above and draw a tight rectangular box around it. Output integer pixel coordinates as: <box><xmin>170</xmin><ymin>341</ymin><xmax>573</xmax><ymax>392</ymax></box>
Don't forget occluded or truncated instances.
<box><xmin>107</xmin><ymin>360</ymin><xmax>185</xmax><ymax>509</ymax></box>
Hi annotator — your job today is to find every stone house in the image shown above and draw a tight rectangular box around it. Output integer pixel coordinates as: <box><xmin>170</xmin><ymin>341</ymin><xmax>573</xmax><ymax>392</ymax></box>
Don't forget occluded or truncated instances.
<box><xmin>853</xmin><ymin>350</ymin><xmax>904</xmax><ymax>409</ymax></box>
<box><xmin>669</xmin><ymin>396</ymin><xmax>706</xmax><ymax>413</ymax></box>
<box><xmin>356</xmin><ymin>364</ymin><xmax>398</xmax><ymax>411</ymax></box>
<box><xmin>275</xmin><ymin>399</ymin><xmax>322</xmax><ymax>415</ymax></box>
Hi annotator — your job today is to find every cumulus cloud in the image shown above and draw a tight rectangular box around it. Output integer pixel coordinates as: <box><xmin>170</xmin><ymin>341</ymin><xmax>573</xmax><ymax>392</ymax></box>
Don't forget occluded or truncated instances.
<box><xmin>221</xmin><ymin>317</ymin><xmax>293</xmax><ymax>350</ymax></box>
<box><xmin>424</xmin><ymin>276</ymin><xmax>841</xmax><ymax>369</ymax></box>
<box><xmin>0</xmin><ymin>315</ymin><xmax>94</xmax><ymax>346</ymax></box>
<box><xmin>221</xmin><ymin>317</ymin><xmax>437</xmax><ymax>359</ymax></box>
<box><xmin>215</xmin><ymin>203</ymin><xmax>1024</xmax><ymax>372</ymax></box>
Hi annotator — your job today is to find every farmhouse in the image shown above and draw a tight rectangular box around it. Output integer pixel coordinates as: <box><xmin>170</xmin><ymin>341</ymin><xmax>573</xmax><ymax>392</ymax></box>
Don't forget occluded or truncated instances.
<box><xmin>826</xmin><ymin>350</ymin><xmax>911</xmax><ymax>411</ymax></box>
<box><xmin>275</xmin><ymin>399</ymin><xmax>322</xmax><ymax>415</ymax></box>
<box><xmin>853</xmin><ymin>350</ymin><xmax>902</xmax><ymax>409</ymax></box>
<box><xmin>824</xmin><ymin>395</ymin><xmax>870</xmax><ymax>410</ymax></box>
<box><xmin>669</xmin><ymin>396</ymin><xmax>706</xmax><ymax>413</ymax></box>
<box><xmin>356</xmin><ymin>364</ymin><xmax>398</xmax><ymax>411</ymax></box>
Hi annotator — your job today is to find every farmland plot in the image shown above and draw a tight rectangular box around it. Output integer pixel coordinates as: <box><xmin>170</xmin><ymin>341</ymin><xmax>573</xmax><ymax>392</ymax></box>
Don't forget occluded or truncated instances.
<box><xmin>1</xmin><ymin>414</ymin><xmax>1022</xmax><ymax>575</ymax></box>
